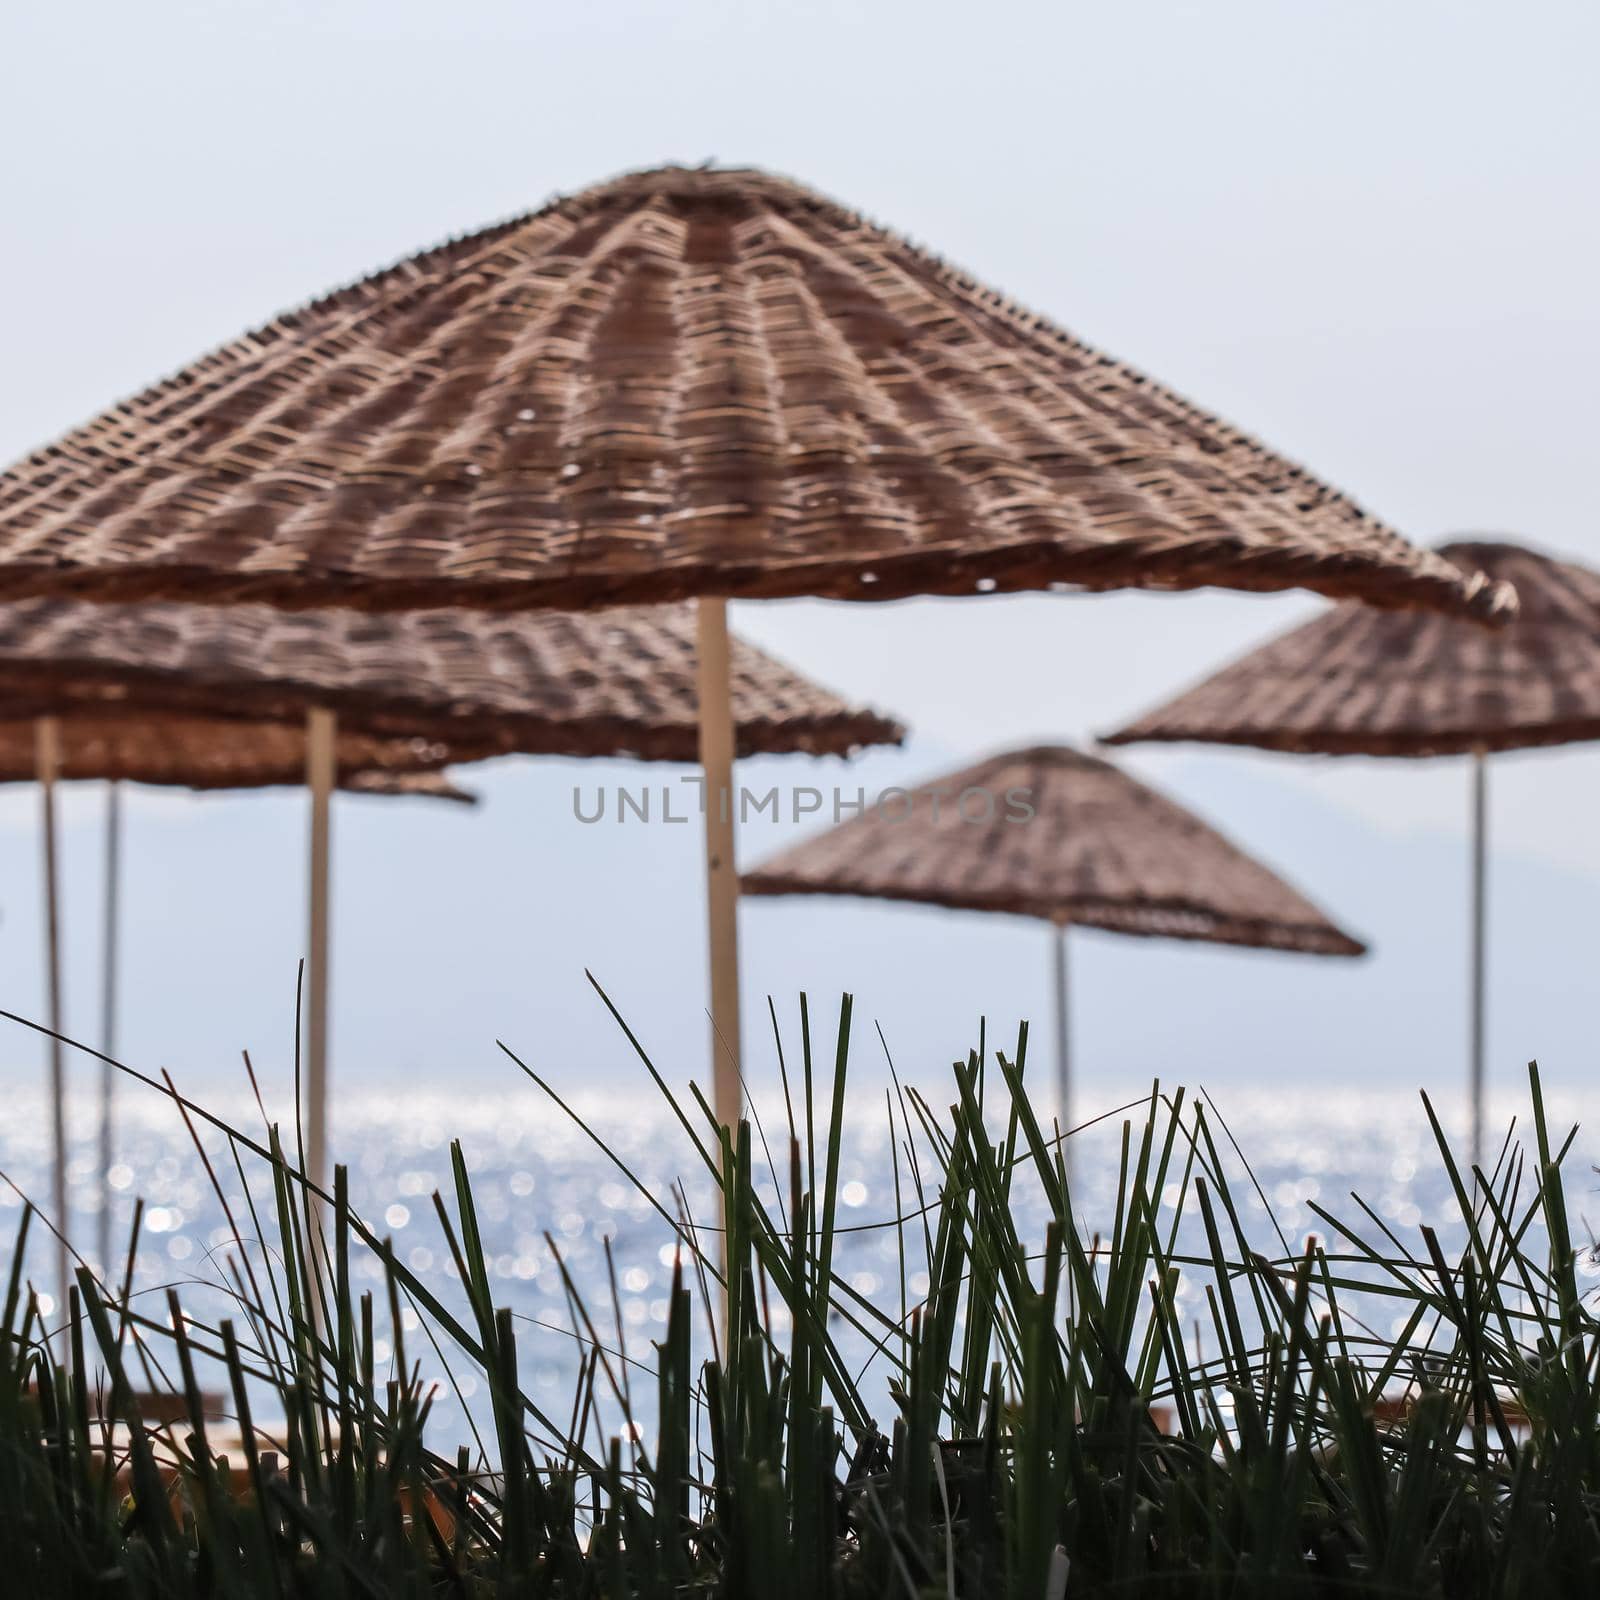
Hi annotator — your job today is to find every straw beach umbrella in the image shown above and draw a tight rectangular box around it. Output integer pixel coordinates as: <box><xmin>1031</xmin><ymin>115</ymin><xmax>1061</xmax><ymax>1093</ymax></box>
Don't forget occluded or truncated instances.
<box><xmin>0</xmin><ymin>165</ymin><xmax>1514</xmax><ymax>1140</ymax></box>
<box><xmin>1104</xmin><ymin>538</ymin><xmax>1600</xmax><ymax>1166</ymax></box>
<box><xmin>743</xmin><ymin>744</ymin><xmax>1364</xmax><ymax>1137</ymax></box>
<box><xmin>0</xmin><ymin>593</ymin><xmax>902</xmax><ymax>1296</ymax></box>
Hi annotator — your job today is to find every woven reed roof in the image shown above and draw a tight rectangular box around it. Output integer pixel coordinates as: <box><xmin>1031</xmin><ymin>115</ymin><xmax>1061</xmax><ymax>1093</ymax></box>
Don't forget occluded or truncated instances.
<box><xmin>0</xmin><ymin>599</ymin><xmax>902</xmax><ymax>761</ymax></box>
<box><xmin>1104</xmin><ymin>540</ymin><xmax>1600</xmax><ymax>758</ymax></box>
<box><xmin>742</xmin><ymin>744</ymin><xmax>1363</xmax><ymax>955</ymax></box>
<box><xmin>6</xmin><ymin>712</ymin><xmax>477</xmax><ymax>792</ymax></box>
<box><xmin>0</xmin><ymin>167</ymin><xmax>1510</xmax><ymax>624</ymax></box>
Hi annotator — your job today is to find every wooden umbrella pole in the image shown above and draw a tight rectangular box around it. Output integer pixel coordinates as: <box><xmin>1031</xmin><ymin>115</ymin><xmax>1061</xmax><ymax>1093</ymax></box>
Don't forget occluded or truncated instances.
<box><xmin>306</xmin><ymin>708</ymin><xmax>336</xmax><ymax>1201</ymax></box>
<box><xmin>1052</xmin><ymin>920</ymin><xmax>1071</xmax><ymax>1175</ymax></box>
<box><xmin>98</xmin><ymin>780</ymin><xmax>122</xmax><ymax>1274</ymax></box>
<box><xmin>696</xmin><ymin>598</ymin><xmax>743</xmax><ymax>1137</ymax></box>
<box><xmin>1470</xmin><ymin>748</ymin><xmax>1488</xmax><ymax>1175</ymax></box>
<box><xmin>35</xmin><ymin>717</ymin><xmax>69</xmax><ymax>1317</ymax></box>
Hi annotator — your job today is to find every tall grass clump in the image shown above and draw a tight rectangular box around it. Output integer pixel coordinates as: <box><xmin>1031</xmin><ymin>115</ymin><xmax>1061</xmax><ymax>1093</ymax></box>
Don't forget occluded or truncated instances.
<box><xmin>0</xmin><ymin>986</ymin><xmax>1597</xmax><ymax>1595</ymax></box>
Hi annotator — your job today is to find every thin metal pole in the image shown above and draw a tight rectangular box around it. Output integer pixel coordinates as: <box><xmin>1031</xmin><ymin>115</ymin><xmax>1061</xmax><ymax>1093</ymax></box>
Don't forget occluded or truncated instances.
<box><xmin>1052</xmin><ymin>921</ymin><xmax>1071</xmax><ymax>1180</ymax></box>
<box><xmin>98</xmin><ymin>781</ymin><xmax>122</xmax><ymax>1274</ymax></box>
<box><xmin>35</xmin><ymin>717</ymin><xmax>68</xmax><ymax>1316</ymax></box>
<box><xmin>696</xmin><ymin>598</ymin><xmax>742</xmax><ymax>1136</ymax></box>
<box><xmin>1470</xmin><ymin>749</ymin><xmax>1488</xmax><ymax>1174</ymax></box>
<box><xmin>306</xmin><ymin>708</ymin><xmax>336</xmax><ymax>1199</ymax></box>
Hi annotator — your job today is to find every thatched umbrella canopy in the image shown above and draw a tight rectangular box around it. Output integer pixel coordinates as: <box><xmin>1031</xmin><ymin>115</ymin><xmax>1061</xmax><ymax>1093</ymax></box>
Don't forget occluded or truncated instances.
<box><xmin>742</xmin><ymin>744</ymin><xmax>1364</xmax><ymax>948</ymax></box>
<box><xmin>0</xmin><ymin>168</ymin><xmax>1510</xmax><ymax>623</ymax></box>
<box><xmin>1104</xmin><ymin>541</ymin><xmax>1600</xmax><ymax>757</ymax></box>
<box><xmin>744</xmin><ymin>744</ymin><xmax>1363</xmax><ymax>1128</ymax></box>
<box><xmin>0</xmin><ymin>597</ymin><xmax>903</xmax><ymax>761</ymax></box>
<box><xmin>1103</xmin><ymin>538</ymin><xmax>1595</xmax><ymax>1165</ymax></box>
<box><xmin>6</xmin><ymin>712</ymin><xmax>477</xmax><ymax>789</ymax></box>
<box><xmin>0</xmin><ymin>164</ymin><xmax>1508</xmax><ymax>1145</ymax></box>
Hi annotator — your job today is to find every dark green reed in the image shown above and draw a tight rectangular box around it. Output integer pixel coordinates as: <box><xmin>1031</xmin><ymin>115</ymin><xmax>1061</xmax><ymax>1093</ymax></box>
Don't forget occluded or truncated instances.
<box><xmin>0</xmin><ymin>986</ymin><xmax>1595</xmax><ymax>1596</ymax></box>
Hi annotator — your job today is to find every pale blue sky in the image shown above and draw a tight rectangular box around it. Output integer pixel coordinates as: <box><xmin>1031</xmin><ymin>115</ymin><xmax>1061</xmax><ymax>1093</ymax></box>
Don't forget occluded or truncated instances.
<box><xmin>1</xmin><ymin>1</ymin><xmax>1597</xmax><ymax>1114</ymax></box>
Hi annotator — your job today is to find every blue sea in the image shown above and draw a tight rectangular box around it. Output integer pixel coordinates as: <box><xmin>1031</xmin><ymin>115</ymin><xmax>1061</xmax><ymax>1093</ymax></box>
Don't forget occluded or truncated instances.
<box><xmin>5</xmin><ymin>1075</ymin><xmax>1597</xmax><ymax>1453</ymax></box>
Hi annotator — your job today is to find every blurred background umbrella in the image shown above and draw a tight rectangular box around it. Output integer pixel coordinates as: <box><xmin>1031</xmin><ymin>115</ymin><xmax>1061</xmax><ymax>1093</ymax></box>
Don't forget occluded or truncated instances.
<box><xmin>1105</xmin><ymin>538</ymin><xmax>1599</xmax><ymax>1167</ymax></box>
<box><xmin>0</xmin><ymin>164</ymin><xmax>1513</xmax><ymax>1147</ymax></box>
<box><xmin>743</xmin><ymin>744</ymin><xmax>1364</xmax><ymax>1148</ymax></box>
<box><xmin>0</xmin><ymin>595</ymin><xmax>902</xmax><ymax>1300</ymax></box>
